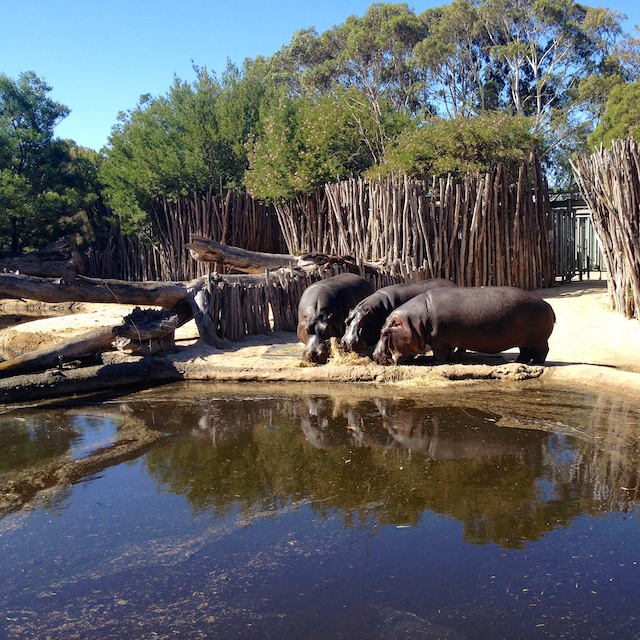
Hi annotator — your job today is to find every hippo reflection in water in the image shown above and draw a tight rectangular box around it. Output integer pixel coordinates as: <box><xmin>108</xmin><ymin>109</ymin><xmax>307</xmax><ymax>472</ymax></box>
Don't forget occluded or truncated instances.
<box><xmin>298</xmin><ymin>396</ymin><xmax>545</xmax><ymax>461</ymax></box>
<box><xmin>384</xmin><ymin>407</ymin><xmax>545</xmax><ymax>462</ymax></box>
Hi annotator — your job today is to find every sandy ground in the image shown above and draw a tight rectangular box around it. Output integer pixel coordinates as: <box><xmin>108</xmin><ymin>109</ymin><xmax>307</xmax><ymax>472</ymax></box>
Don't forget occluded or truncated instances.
<box><xmin>1</xmin><ymin>277</ymin><xmax>640</xmax><ymax>401</ymax></box>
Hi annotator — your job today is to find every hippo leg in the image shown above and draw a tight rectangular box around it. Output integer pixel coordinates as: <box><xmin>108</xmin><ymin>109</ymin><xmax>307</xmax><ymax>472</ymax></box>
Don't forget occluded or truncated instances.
<box><xmin>430</xmin><ymin>340</ymin><xmax>453</xmax><ymax>364</ymax></box>
<box><xmin>530</xmin><ymin>343</ymin><xmax>549</xmax><ymax>365</ymax></box>
<box><xmin>449</xmin><ymin>347</ymin><xmax>466</xmax><ymax>362</ymax></box>
<box><xmin>517</xmin><ymin>344</ymin><xmax>548</xmax><ymax>365</ymax></box>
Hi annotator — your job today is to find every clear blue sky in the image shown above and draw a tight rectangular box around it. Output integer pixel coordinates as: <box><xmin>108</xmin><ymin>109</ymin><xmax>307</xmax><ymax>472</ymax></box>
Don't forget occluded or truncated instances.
<box><xmin>3</xmin><ymin>0</ymin><xmax>640</xmax><ymax>152</ymax></box>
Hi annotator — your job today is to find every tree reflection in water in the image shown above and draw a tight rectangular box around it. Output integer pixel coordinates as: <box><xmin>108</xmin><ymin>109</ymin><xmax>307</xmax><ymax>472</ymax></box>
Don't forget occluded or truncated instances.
<box><xmin>2</xmin><ymin>385</ymin><xmax>640</xmax><ymax>639</ymax></box>
<box><xmin>137</xmin><ymin>388</ymin><xmax>640</xmax><ymax>550</ymax></box>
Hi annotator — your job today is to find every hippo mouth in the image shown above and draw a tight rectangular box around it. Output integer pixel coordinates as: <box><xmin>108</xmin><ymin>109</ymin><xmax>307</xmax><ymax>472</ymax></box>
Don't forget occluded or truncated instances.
<box><xmin>372</xmin><ymin>339</ymin><xmax>394</xmax><ymax>365</ymax></box>
<box><xmin>303</xmin><ymin>339</ymin><xmax>331</xmax><ymax>364</ymax></box>
<box><xmin>308</xmin><ymin>350</ymin><xmax>330</xmax><ymax>364</ymax></box>
<box><xmin>342</xmin><ymin>336</ymin><xmax>366</xmax><ymax>354</ymax></box>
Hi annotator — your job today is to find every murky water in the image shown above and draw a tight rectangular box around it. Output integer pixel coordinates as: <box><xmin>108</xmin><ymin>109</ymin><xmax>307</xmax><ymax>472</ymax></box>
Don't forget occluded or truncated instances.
<box><xmin>1</xmin><ymin>382</ymin><xmax>639</xmax><ymax>639</ymax></box>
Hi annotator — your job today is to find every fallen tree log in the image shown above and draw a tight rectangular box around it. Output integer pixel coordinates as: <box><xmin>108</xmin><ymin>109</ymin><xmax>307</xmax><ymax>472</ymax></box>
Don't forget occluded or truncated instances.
<box><xmin>0</xmin><ymin>327</ymin><xmax>115</xmax><ymax>379</ymax></box>
<box><xmin>0</xmin><ymin>272</ymin><xmax>192</xmax><ymax>308</ymax></box>
<box><xmin>0</xmin><ymin>308</ymin><xmax>182</xmax><ymax>379</ymax></box>
<box><xmin>187</xmin><ymin>236</ymin><xmax>299</xmax><ymax>273</ymax></box>
<box><xmin>0</xmin><ymin>356</ymin><xmax>183</xmax><ymax>404</ymax></box>
<box><xmin>186</xmin><ymin>235</ymin><xmax>384</xmax><ymax>275</ymax></box>
<box><xmin>112</xmin><ymin>308</ymin><xmax>180</xmax><ymax>355</ymax></box>
<box><xmin>0</xmin><ymin>237</ymin><xmax>84</xmax><ymax>279</ymax></box>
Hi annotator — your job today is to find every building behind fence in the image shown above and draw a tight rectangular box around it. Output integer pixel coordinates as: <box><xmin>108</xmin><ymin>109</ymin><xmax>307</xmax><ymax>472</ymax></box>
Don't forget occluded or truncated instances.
<box><xmin>551</xmin><ymin>195</ymin><xmax>606</xmax><ymax>282</ymax></box>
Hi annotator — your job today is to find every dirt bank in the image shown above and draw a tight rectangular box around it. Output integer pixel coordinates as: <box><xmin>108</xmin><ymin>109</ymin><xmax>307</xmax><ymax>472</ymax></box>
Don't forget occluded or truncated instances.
<box><xmin>2</xmin><ymin>277</ymin><xmax>640</xmax><ymax>402</ymax></box>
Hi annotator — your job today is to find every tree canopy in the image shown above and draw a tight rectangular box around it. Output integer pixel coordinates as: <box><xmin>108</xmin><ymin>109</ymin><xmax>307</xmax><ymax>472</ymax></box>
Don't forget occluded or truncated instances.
<box><xmin>588</xmin><ymin>81</ymin><xmax>640</xmax><ymax>148</ymax></box>
<box><xmin>100</xmin><ymin>62</ymin><xmax>276</xmax><ymax>234</ymax></box>
<box><xmin>4</xmin><ymin>0</ymin><xmax>640</xmax><ymax>249</ymax></box>
<box><xmin>0</xmin><ymin>71</ymin><xmax>102</xmax><ymax>253</ymax></box>
<box><xmin>374</xmin><ymin>111</ymin><xmax>540</xmax><ymax>181</ymax></box>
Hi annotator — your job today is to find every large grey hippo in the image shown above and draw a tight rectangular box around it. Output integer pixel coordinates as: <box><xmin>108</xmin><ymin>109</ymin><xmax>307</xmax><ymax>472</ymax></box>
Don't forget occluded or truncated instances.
<box><xmin>372</xmin><ymin>286</ymin><xmax>555</xmax><ymax>365</ymax></box>
<box><xmin>341</xmin><ymin>278</ymin><xmax>456</xmax><ymax>354</ymax></box>
<box><xmin>297</xmin><ymin>273</ymin><xmax>374</xmax><ymax>364</ymax></box>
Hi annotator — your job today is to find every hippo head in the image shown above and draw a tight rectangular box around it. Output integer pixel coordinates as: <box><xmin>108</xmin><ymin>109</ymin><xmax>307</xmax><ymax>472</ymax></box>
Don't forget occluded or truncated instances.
<box><xmin>302</xmin><ymin>334</ymin><xmax>331</xmax><ymax>364</ymax></box>
<box><xmin>298</xmin><ymin>311</ymin><xmax>335</xmax><ymax>364</ymax></box>
<box><xmin>372</xmin><ymin>312</ymin><xmax>425</xmax><ymax>365</ymax></box>
<box><xmin>341</xmin><ymin>304</ymin><xmax>371</xmax><ymax>354</ymax></box>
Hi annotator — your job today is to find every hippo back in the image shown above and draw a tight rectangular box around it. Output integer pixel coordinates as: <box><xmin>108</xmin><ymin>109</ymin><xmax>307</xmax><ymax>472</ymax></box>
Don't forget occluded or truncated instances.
<box><xmin>342</xmin><ymin>278</ymin><xmax>456</xmax><ymax>353</ymax></box>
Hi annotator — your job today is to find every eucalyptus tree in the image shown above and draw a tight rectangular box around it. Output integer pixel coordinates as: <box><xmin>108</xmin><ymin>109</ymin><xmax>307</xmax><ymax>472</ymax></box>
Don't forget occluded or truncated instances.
<box><xmin>273</xmin><ymin>3</ymin><xmax>427</xmax><ymax>163</ymax></box>
<box><xmin>413</xmin><ymin>0</ymin><xmax>497</xmax><ymax>117</ymax></box>
<box><xmin>478</xmin><ymin>0</ymin><xmax>625</xmax><ymax>133</ymax></box>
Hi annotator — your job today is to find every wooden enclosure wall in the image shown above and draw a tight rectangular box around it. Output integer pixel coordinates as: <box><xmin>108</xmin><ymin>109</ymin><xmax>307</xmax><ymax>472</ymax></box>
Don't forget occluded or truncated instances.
<box><xmin>87</xmin><ymin>189</ymin><xmax>285</xmax><ymax>281</ymax></box>
<box><xmin>86</xmin><ymin>157</ymin><xmax>559</xmax><ymax>340</ymax></box>
<box><xmin>572</xmin><ymin>138</ymin><xmax>640</xmax><ymax>321</ymax></box>
<box><xmin>275</xmin><ymin>157</ymin><xmax>554</xmax><ymax>290</ymax></box>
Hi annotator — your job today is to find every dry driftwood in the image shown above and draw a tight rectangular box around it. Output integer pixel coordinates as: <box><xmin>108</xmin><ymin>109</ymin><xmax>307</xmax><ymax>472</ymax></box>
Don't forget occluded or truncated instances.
<box><xmin>187</xmin><ymin>235</ymin><xmax>299</xmax><ymax>273</ymax></box>
<box><xmin>0</xmin><ymin>237</ymin><xmax>84</xmax><ymax>279</ymax></box>
<box><xmin>0</xmin><ymin>309</ymin><xmax>182</xmax><ymax>379</ymax></box>
<box><xmin>186</xmin><ymin>235</ymin><xmax>382</xmax><ymax>276</ymax></box>
<box><xmin>0</xmin><ymin>327</ymin><xmax>115</xmax><ymax>379</ymax></box>
<box><xmin>0</xmin><ymin>272</ymin><xmax>192</xmax><ymax>308</ymax></box>
<box><xmin>0</xmin><ymin>357</ymin><xmax>184</xmax><ymax>404</ymax></box>
<box><xmin>112</xmin><ymin>308</ymin><xmax>180</xmax><ymax>355</ymax></box>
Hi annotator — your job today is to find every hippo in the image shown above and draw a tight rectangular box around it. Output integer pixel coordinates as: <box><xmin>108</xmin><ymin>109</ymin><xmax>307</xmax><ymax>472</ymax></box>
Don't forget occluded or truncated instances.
<box><xmin>297</xmin><ymin>273</ymin><xmax>374</xmax><ymax>364</ymax></box>
<box><xmin>372</xmin><ymin>286</ymin><xmax>555</xmax><ymax>365</ymax></box>
<box><xmin>341</xmin><ymin>279</ymin><xmax>456</xmax><ymax>354</ymax></box>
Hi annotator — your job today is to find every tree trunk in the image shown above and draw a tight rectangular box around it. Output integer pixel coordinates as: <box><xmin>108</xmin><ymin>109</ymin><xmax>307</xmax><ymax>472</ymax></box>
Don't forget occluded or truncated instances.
<box><xmin>0</xmin><ymin>357</ymin><xmax>183</xmax><ymax>404</ymax></box>
<box><xmin>186</xmin><ymin>236</ymin><xmax>299</xmax><ymax>273</ymax></box>
<box><xmin>0</xmin><ymin>272</ymin><xmax>192</xmax><ymax>308</ymax></box>
<box><xmin>0</xmin><ymin>327</ymin><xmax>116</xmax><ymax>378</ymax></box>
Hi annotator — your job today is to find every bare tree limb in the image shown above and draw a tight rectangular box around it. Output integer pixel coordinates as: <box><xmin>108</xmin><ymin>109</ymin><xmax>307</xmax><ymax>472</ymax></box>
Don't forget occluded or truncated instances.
<box><xmin>187</xmin><ymin>235</ymin><xmax>299</xmax><ymax>273</ymax></box>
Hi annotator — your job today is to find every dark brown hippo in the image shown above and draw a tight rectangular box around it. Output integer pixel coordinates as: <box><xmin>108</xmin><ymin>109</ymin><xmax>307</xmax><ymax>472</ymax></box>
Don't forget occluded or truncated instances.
<box><xmin>297</xmin><ymin>273</ymin><xmax>374</xmax><ymax>364</ymax></box>
<box><xmin>372</xmin><ymin>286</ymin><xmax>555</xmax><ymax>365</ymax></box>
<box><xmin>340</xmin><ymin>278</ymin><xmax>456</xmax><ymax>354</ymax></box>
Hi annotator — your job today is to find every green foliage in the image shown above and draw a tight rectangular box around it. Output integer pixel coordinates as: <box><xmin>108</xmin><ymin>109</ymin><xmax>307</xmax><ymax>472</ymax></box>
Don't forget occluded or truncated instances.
<box><xmin>280</xmin><ymin>3</ymin><xmax>427</xmax><ymax>110</ymax></box>
<box><xmin>588</xmin><ymin>81</ymin><xmax>640</xmax><ymax>149</ymax></box>
<box><xmin>373</xmin><ymin>111</ymin><xmax>539</xmax><ymax>181</ymax></box>
<box><xmin>100</xmin><ymin>62</ymin><xmax>274</xmax><ymax>235</ymax></box>
<box><xmin>6</xmin><ymin>0</ymin><xmax>638</xmax><ymax>250</ymax></box>
<box><xmin>244</xmin><ymin>88</ymin><xmax>391</xmax><ymax>202</ymax></box>
<box><xmin>0</xmin><ymin>72</ymin><xmax>102</xmax><ymax>253</ymax></box>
